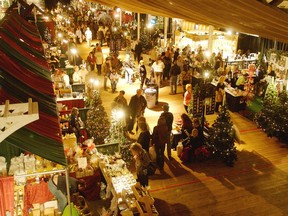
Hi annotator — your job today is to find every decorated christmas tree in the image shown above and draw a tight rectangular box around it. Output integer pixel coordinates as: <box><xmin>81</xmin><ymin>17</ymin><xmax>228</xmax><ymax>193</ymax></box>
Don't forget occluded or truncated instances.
<box><xmin>106</xmin><ymin>109</ymin><xmax>127</xmax><ymax>144</ymax></box>
<box><xmin>140</xmin><ymin>33</ymin><xmax>151</xmax><ymax>50</ymax></box>
<box><xmin>255</xmin><ymin>82</ymin><xmax>288</xmax><ymax>143</ymax></box>
<box><xmin>106</xmin><ymin>108</ymin><xmax>133</xmax><ymax>166</ymax></box>
<box><xmin>275</xmin><ymin>92</ymin><xmax>288</xmax><ymax>142</ymax></box>
<box><xmin>86</xmin><ymin>91</ymin><xmax>110</xmax><ymax>144</ymax></box>
<box><xmin>254</xmin><ymin>82</ymin><xmax>278</xmax><ymax>137</ymax></box>
<box><xmin>207</xmin><ymin>104</ymin><xmax>237</xmax><ymax>166</ymax></box>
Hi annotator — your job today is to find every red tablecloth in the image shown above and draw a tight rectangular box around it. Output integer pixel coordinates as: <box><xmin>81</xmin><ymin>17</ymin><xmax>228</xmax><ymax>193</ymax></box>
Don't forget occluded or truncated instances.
<box><xmin>0</xmin><ymin>176</ymin><xmax>14</xmax><ymax>216</ymax></box>
<box><xmin>57</xmin><ymin>98</ymin><xmax>85</xmax><ymax>110</ymax></box>
<box><xmin>24</xmin><ymin>181</ymin><xmax>54</xmax><ymax>216</ymax></box>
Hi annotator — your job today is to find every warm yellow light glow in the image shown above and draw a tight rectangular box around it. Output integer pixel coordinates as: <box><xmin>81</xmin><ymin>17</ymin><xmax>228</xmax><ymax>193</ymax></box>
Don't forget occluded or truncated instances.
<box><xmin>205</xmin><ymin>50</ymin><xmax>211</xmax><ymax>58</ymax></box>
<box><xmin>90</xmin><ymin>78</ymin><xmax>100</xmax><ymax>87</ymax></box>
<box><xmin>147</xmin><ymin>23</ymin><xmax>153</xmax><ymax>29</ymax></box>
<box><xmin>71</xmin><ymin>48</ymin><xmax>77</xmax><ymax>55</ymax></box>
<box><xmin>115</xmin><ymin>110</ymin><xmax>124</xmax><ymax>120</ymax></box>
<box><xmin>93</xmin><ymin>79</ymin><xmax>100</xmax><ymax>87</ymax></box>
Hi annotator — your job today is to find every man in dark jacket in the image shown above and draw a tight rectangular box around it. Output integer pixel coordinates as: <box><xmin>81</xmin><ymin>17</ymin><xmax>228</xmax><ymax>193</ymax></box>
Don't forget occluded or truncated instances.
<box><xmin>169</xmin><ymin>60</ymin><xmax>181</xmax><ymax>94</ymax></box>
<box><xmin>134</xmin><ymin>40</ymin><xmax>143</xmax><ymax>63</ymax></box>
<box><xmin>160</xmin><ymin>104</ymin><xmax>174</xmax><ymax>159</ymax></box>
<box><xmin>128</xmin><ymin>89</ymin><xmax>147</xmax><ymax>134</ymax></box>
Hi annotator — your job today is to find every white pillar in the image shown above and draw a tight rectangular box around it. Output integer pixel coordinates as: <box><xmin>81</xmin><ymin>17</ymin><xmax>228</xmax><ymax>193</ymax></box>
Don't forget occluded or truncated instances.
<box><xmin>137</xmin><ymin>13</ymin><xmax>141</xmax><ymax>41</ymax></box>
<box><xmin>274</xmin><ymin>40</ymin><xmax>277</xmax><ymax>50</ymax></box>
<box><xmin>208</xmin><ymin>25</ymin><xmax>214</xmax><ymax>53</ymax></box>
<box><xmin>119</xmin><ymin>10</ymin><xmax>122</xmax><ymax>27</ymax></box>
<box><xmin>164</xmin><ymin>17</ymin><xmax>169</xmax><ymax>47</ymax></box>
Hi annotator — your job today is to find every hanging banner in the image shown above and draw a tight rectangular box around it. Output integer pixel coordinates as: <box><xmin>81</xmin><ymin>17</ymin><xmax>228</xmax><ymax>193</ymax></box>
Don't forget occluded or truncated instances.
<box><xmin>116</xmin><ymin>39</ymin><xmax>122</xmax><ymax>51</ymax></box>
<box><xmin>192</xmin><ymin>97</ymin><xmax>203</xmax><ymax>117</ymax></box>
<box><xmin>205</xmin><ymin>96</ymin><xmax>215</xmax><ymax>115</ymax></box>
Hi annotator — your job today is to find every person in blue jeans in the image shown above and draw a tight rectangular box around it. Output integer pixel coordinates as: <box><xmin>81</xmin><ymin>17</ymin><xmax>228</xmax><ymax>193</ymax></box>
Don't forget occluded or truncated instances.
<box><xmin>169</xmin><ymin>59</ymin><xmax>181</xmax><ymax>95</ymax></box>
<box><xmin>48</xmin><ymin>174</ymin><xmax>86</xmax><ymax>213</ymax></box>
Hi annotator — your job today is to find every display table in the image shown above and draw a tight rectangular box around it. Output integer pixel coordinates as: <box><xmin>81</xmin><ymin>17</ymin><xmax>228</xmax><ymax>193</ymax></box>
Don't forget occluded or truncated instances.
<box><xmin>99</xmin><ymin>159</ymin><xmax>159</xmax><ymax>215</ymax></box>
<box><xmin>226</xmin><ymin>59</ymin><xmax>257</xmax><ymax>70</ymax></box>
<box><xmin>192</xmin><ymin>75</ymin><xmax>204</xmax><ymax>87</ymax></box>
<box><xmin>225</xmin><ymin>88</ymin><xmax>245</xmax><ymax>112</ymax></box>
<box><xmin>211</xmin><ymin>80</ymin><xmax>246</xmax><ymax>112</ymax></box>
<box><xmin>57</xmin><ymin>97</ymin><xmax>85</xmax><ymax>110</ymax></box>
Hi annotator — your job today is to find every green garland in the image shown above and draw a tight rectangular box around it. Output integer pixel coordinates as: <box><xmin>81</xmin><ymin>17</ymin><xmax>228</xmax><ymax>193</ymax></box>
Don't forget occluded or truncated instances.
<box><xmin>266</xmin><ymin>49</ymin><xmax>288</xmax><ymax>62</ymax></box>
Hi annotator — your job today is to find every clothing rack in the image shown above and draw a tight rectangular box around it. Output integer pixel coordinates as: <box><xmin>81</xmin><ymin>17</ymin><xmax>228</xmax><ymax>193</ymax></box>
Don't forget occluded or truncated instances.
<box><xmin>13</xmin><ymin>169</ymin><xmax>66</xmax><ymax>178</ymax></box>
<box><xmin>14</xmin><ymin>168</ymin><xmax>73</xmax><ymax>216</ymax></box>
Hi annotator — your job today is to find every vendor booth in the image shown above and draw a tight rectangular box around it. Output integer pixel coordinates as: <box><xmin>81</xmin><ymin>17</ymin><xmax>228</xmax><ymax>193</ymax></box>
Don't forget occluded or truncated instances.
<box><xmin>0</xmin><ymin>10</ymin><xmax>67</xmax><ymax>216</ymax></box>
<box><xmin>175</xmin><ymin>21</ymin><xmax>238</xmax><ymax>59</ymax></box>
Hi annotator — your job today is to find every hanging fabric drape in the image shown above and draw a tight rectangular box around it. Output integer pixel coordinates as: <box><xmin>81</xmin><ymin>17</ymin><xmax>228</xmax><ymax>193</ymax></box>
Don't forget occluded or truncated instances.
<box><xmin>0</xmin><ymin>11</ymin><xmax>66</xmax><ymax>166</ymax></box>
<box><xmin>0</xmin><ymin>177</ymin><xmax>14</xmax><ymax>216</ymax></box>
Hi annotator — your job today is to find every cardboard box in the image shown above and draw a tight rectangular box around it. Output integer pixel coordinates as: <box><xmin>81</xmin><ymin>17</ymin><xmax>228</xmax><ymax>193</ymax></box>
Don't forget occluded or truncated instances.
<box><xmin>43</xmin><ymin>207</ymin><xmax>54</xmax><ymax>216</ymax></box>
<box><xmin>44</xmin><ymin>200</ymin><xmax>58</xmax><ymax>209</ymax></box>
<box><xmin>32</xmin><ymin>209</ymin><xmax>41</xmax><ymax>216</ymax></box>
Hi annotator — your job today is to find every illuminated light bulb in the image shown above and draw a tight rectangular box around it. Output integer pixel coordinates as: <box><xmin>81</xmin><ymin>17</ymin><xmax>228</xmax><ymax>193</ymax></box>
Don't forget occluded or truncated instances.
<box><xmin>71</xmin><ymin>48</ymin><xmax>77</xmax><ymax>55</ymax></box>
<box><xmin>227</xmin><ymin>30</ymin><xmax>232</xmax><ymax>35</ymax></box>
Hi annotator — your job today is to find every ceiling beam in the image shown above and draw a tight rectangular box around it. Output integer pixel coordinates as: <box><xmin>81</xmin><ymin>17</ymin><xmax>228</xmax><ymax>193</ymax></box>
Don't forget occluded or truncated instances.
<box><xmin>269</xmin><ymin>0</ymin><xmax>284</xmax><ymax>6</ymax></box>
<box><xmin>258</xmin><ymin>0</ymin><xmax>268</xmax><ymax>3</ymax></box>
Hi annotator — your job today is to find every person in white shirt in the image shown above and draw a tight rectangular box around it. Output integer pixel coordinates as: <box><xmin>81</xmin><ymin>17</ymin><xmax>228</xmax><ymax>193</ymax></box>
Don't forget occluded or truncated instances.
<box><xmin>85</xmin><ymin>27</ymin><xmax>92</xmax><ymax>47</ymax></box>
<box><xmin>72</xmin><ymin>66</ymin><xmax>83</xmax><ymax>84</ymax></box>
<box><xmin>95</xmin><ymin>47</ymin><xmax>104</xmax><ymax>76</ymax></box>
<box><xmin>62</xmin><ymin>71</ymin><xmax>70</xmax><ymax>87</ymax></box>
<box><xmin>151</xmin><ymin>57</ymin><xmax>165</xmax><ymax>87</ymax></box>
<box><xmin>109</xmin><ymin>69</ymin><xmax>120</xmax><ymax>93</ymax></box>
<box><xmin>79</xmin><ymin>65</ymin><xmax>88</xmax><ymax>84</ymax></box>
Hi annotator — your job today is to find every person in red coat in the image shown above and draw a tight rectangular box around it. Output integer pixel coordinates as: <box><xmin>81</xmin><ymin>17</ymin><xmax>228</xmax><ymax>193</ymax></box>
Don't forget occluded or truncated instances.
<box><xmin>86</xmin><ymin>52</ymin><xmax>96</xmax><ymax>72</ymax></box>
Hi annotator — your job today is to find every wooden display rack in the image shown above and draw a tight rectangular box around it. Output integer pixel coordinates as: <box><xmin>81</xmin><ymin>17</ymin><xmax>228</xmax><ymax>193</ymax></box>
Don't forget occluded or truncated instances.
<box><xmin>0</xmin><ymin>99</ymin><xmax>39</xmax><ymax>142</ymax></box>
<box><xmin>132</xmin><ymin>185</ymin><xmax>159</xmax><ymax>216</ymax></box>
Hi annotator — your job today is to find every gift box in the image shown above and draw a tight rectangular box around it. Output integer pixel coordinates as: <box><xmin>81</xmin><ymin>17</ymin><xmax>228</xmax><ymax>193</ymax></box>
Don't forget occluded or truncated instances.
<box><xmin>63</xmin><ymin>134</ymin><xmax>77</xmax><ymax>149</ymax></box>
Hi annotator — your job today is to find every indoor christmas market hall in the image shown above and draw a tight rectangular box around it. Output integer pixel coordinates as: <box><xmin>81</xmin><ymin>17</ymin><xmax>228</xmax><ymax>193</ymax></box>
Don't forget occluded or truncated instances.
<box><xmin>1</xmin><ymin>0</ymin><xmax>288</xmax><ymax>216</ymax></box>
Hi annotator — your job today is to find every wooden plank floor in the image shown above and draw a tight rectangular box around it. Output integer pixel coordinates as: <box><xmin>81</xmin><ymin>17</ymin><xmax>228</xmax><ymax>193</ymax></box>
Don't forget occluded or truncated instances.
<box><xmin>77</xmin><ymin>41</ymin><xmax>288</xmax><ymax>216</ymax></box>
<box><xmin>149</xmin><ymin>113</ymin><xmax>288</xmax><ymax>216</ymax></box>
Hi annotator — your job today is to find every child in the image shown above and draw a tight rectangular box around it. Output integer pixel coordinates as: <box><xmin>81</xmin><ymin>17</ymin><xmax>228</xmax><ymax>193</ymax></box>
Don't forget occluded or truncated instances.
<box><xmin>109</xmin><ymin>69</ymin><xmax>120</xmax><ymax>93</ymax></box>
